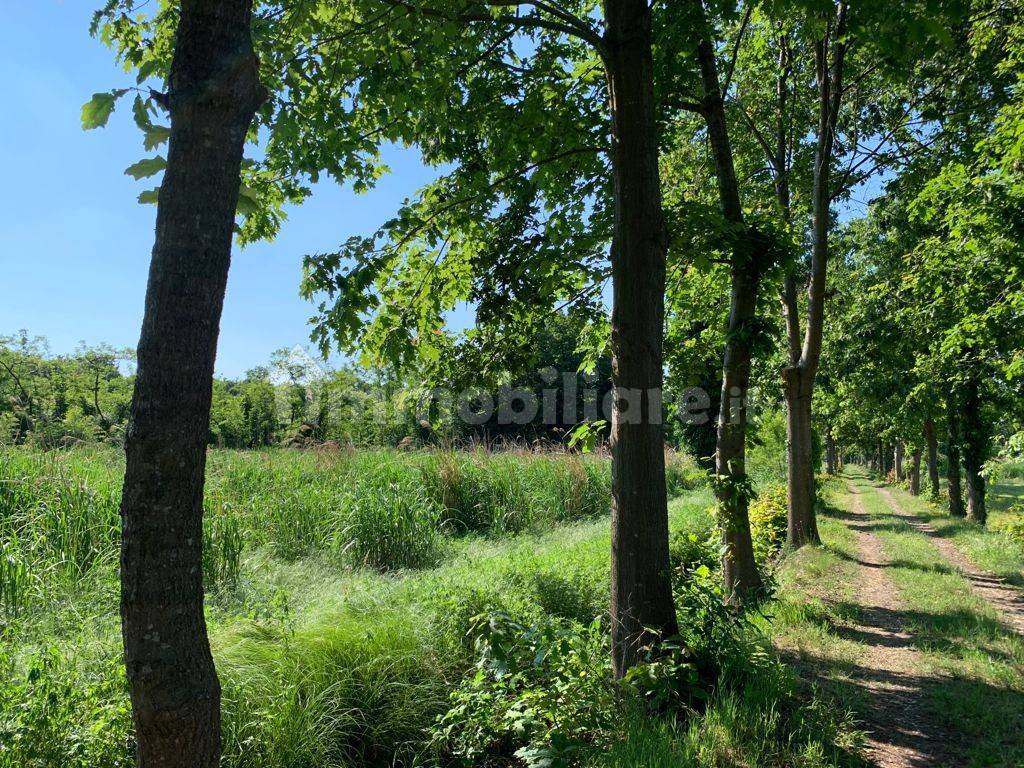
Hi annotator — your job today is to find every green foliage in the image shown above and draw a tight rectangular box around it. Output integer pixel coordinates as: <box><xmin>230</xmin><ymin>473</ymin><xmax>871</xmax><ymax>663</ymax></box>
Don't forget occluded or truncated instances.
<box><xmin>993</xmin><ymin>505</ymin><xmax>1024</xmax><ymax>549</ymax></box>
<box><xmin>0</xmin><ymin>444</ymin><xmax>854</xmax><ymax>767</ymax></box>
<box><xmin>432</xmin><ymin>613</ymin><xmax>618</xmax><ymax>767</ymax></box>
<box><xmin>123</xmin><ymin>155</ymin><xmax>166</xmax><ymax>180</ymax></box>
<box><xmin>0</xmin><ymin>646</ymin><xmax>133</xmax><ymax>768</ymax></box>
<box><xmin>748</xmin><ymin>484</ymin><xmax>789</xmax><ymax>564</ymax></box>
<box><xmin>80</xmin><ymin>90</ymin><xmax>125</xmax><ymax>130</ymax></box>
<box><xmin>338</xmin><ymin>466</ymin><xmax>442</xmax><ymax>570</ymax></box>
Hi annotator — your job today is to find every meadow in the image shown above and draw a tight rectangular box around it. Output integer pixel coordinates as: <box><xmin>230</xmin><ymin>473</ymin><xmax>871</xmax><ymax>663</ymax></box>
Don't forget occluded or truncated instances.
<box><xmin>0</xmin><ymin>445</ymin><xmax>868</xmax><ymax>768</ymax></box>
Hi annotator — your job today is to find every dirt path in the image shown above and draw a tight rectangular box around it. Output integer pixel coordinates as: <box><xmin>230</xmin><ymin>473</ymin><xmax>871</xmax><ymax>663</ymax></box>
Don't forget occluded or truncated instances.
<box><xmin>876</xmin><ymin>486</ymin><xmax>1024</xmax><ymax>636</ymax></box>
<box><xmin>841</xmin><ymin>484</ymin><xmax>953</xmax><ymax>768</ymax></box>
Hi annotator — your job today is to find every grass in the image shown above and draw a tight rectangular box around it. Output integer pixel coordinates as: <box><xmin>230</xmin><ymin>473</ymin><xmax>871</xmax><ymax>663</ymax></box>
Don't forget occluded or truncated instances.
<box><xmin>844</xmin><ymin>474</ymin><xmax>1024</xmax><ymax>767</ymax></box>
<box><xmin>878</xmin><ymin>472</ymin><xmax>1024</xmax><ymax>587</ymax></box>
<box><xmin>0</xmin><ymin>445</ymin><xmax>866</xmax><ymax>768</ymax></box>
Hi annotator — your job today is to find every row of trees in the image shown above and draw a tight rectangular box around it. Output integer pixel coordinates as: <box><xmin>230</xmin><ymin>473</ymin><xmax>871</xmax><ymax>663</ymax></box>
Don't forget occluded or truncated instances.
<box><xmin>82</xmin><ymin>0</ymin><xmax>1023</xmax><ymax>765</ymax></box>
<box><xmin>821</xmin><ymin>3</ymin><xmax>1024</xmax><ymax>525</ymax></box>
<box><xmin>2</xmin><ymin>317</ymin><xmax>613</xmax><ymax>449</ymax></box>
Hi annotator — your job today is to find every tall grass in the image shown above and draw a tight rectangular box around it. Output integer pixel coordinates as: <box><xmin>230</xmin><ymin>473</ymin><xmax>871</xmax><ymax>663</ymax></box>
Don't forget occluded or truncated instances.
<box><xmin>0</xmin><ymin>446</ymin><xmax>629</xmax><ymax>591</ymax></box>
<box><xmin>0</xmin><ymin>446</ymin><xmax>866</xmax><ymax>768</ymax></box>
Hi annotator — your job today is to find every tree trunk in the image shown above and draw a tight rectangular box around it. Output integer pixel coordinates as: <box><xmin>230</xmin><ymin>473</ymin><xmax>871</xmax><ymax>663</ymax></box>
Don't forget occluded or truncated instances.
<box><xmin>604</xmin><ymin>0</ymin><xmax>678</xmax><ymax>677</ymax></box>
<box><xmin>909</xmin><ymin>449</ymin><xmax>921</xmax><ymax>496</ymax></box>
<box><xmin>946</xmin><ymin>394</ymin><xmax>966</xmax><ymax>518</ymax></box>
<box><xmin>924</xmin><ymin>418</ymin><xmax>940</xmax><ymax>498</ymax></box>
<box><xmin>119</xmin><ymin>4</ymin><xmax>264</xmax><ymax>767</ymax></box>
<box><xmin>894</xmin><ymin>441</ymin><xmax>905</xmax><ymax>482</ymax></box>
<box><xmin>825</xmin><ymin>428</ymin><xmax>837</xmax><ymax>475</ymax></box>
<box><xmin>961</xmin><ymin>377</ymin><xmax>987</xmax><ymax>524</ymax></box>
<box><xmin>783</xmin><ymin>369</ymin><xmax>819</xmax><ymax>546</ymax></box>
<box><xmin>783</xmin><ymin>3</ymin><xmax>846</xmax><ymax>550</ymax></box>
<box><xmin>693</xmin><ymin>18</ymin><xmax>764</xmax><ymax>601</ymax></box>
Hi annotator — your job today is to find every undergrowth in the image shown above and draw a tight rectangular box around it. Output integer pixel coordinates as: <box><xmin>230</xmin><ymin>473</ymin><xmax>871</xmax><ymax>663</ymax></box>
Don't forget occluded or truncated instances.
<box><xmin>0</xmin><ymin>446</ymin><xmax>862</xmax><ymax>768</ymax></box>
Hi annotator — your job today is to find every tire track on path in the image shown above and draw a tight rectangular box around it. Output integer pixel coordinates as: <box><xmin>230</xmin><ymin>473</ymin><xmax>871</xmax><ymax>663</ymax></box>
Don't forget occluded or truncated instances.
<box><xmin>876</xmin><ymin>486</ymin><xmax>1024</xmax><ymax>636</ymax></box>
<box><xmin>841</xmin><ymin>483</ymin><xmax>954</xmax><ymax>768</ymax></box>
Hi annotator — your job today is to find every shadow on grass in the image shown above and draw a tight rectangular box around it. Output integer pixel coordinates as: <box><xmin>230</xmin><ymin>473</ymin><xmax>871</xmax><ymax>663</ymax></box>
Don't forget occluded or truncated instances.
<box><xmin>779</xmin><ymin>588</ymin><xmax>1024</xmax><ymax>766</ymax></box>
<box><xmin>783</xmin><ymin>646</ymin><xmax>1024</xmax><ymax>768</ymax></box>
<box><xmin>826</xmin><ymin>601</ymin><xmax>1022</xmax><ymax>663</ymax></box>
<box><xmin>828</xmin><ymin>548</ymin><xmax>958</xmax><ymax>577</ymax></box>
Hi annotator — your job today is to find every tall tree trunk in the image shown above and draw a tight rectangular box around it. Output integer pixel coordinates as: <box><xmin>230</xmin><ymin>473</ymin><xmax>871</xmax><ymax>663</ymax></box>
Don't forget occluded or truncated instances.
<box><xmin>909</xmin><ymin>449</ymin><xmax>922</xmax><ymax>496</ymax></box>
<box><xmin>693</xmin><ymin>17</ymin><xmax>764</xmax><ymax>601</ymax></box>
<box><xmin>783</xmin><ymin>3</ymin><xmax>846</xmax><ymax>549</ymax></box>
<box><xmin>604</xmin><ymin>0</ymin><xmax>678</xmax><ymax>677</ymax></box>
<box><xmin>961</xmin><ymin>377</ymin><xmax>987</xmax><ymax>524</ymax></box>
<box><xmin>946</xmin><ymin>394</ymin><xmax>966</xmax><ymax>518</ymax></box>
<box><xmin>894</xmin><ymin>441</ymin><xmax>905</xmax><ymax>482</ymax></box>
<box><xmin>783</xmin><ymin>373</ymin><xmax>818</xmax><ymax>545</ymax></box>
<box><xmin>825</xmin><ymin>428</ymin><xmax>838</xmax><ymax>474</ymax></box>
<box><xmin>119</xmin><ymin>4</ymin><xmax>264</xmax><ymax>766</ymax></box>
<box><xmin>924</xmin><ymin>418</ymin><xmax>940</xmax><ymax>498</ymax></box>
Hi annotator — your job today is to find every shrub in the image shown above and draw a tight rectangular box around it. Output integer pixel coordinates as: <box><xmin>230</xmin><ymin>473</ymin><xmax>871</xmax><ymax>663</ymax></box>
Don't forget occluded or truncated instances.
<box><xmin>994</xmin><ymin>505</ymin><xmax>1024</xmax><ymax>548</ymax></box>
<box><xmin>432</xmin><ymin>613</ymin><xmax>619</xmax><ymax>767</ymax></box>
<box><xmin>669</xmin><ymin>527</ymin><xmax>719</xmax><ymax>577</ymax></box>
<box><xmin>748</xmin><ymin>484</ymin><xmax>788</xmax><ymax>565</ymax></box>
<box><xmin>674</xmin><ymin>566</ymin><xmax>770</xmax><ymax>686</ymax></box>
<box><xmin>0</xmin><ymin>646</ymin><xmax>133</xmax><ymax>768</ymax></box>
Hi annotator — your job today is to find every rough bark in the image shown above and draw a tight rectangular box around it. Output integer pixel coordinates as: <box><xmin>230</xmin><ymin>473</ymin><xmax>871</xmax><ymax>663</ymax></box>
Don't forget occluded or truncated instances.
<box><xmin>119</xmin><ymin>4</ymin><xmax>264</xmax><ymax>766</ymax></box>
<box><xmin>909</xmin><ymin>449</ymin><xmax>922</xmax><ymax>496</ymax></box>
<box><xmin>783</xmin><ymin>367</ymin><xmax>819</xmax><ymax>546</ymax></box>
<box><xmin>924</xmin><ymin>418</ymin><xmax>940</xmax><ymax>498</ymax></box>
<box><xmin>692</xmin><ymin>16</ymin><xmax>764</xmax><ymax>600</ymax></box>
<box><xmin>946</xmin><ymin>394</ymin><xmax>966</xmax><ymax>518</ymax></box>
<box><xmin>604</xmin><ymin>0</ymin><xmax>678</xmax><ymax>677</ymax></box>
<box><xmin>894</xmin><ymin>441</ymin><xmax>905</xmax><ymax>482</ymax></box>
<box><xmin>782</xmin><ymin>4</ymin><xmax>846</xmax><ymax>549</ymax></box>
<box><xmin>961</xmin><ymin>377</ymin><xmax>987</xmax><ymax>524</ymax></box>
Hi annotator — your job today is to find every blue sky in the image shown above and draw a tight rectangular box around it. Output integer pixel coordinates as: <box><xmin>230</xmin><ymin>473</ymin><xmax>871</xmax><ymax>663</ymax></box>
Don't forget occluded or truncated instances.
<box><xmin>0</xmin><ymin>1</ymin><xmax>448</xmax><ymax>378</ymax></box>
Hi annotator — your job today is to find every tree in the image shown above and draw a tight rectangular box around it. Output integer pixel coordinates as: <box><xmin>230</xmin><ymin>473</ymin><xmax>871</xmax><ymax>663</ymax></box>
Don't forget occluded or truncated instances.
<box><xmin>681</xmin><ymin>0</ymin><xmax>776</xmax><ymax>599</ymax></box>
<box><xmin>108</xmin><ymin>0</ymin><xmax>679</xmax><ymax>675</ymax></box>
<box><xmin>92</xmin><ymin>1</ymin><xmax>266</xmax><ymax>765</ymax></box>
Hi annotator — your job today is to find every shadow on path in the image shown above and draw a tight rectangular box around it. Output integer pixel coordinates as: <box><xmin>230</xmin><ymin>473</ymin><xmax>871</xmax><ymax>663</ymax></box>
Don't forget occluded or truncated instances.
<box><xmin>876</xmin><ymin>486</ymin><xmax>1024</xmax><ymax>636</ymax></box>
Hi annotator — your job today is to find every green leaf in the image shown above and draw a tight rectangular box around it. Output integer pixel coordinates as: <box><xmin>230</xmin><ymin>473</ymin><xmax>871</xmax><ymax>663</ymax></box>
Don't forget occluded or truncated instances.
<box><xmin>132</xmin><ymin>95</ymin><xmax>154</xmax><ymax>131</ymax></box>
<box><xmin>143</xmin><ymin>126</ymin><xmax>171</xmax><ymax>151</ymax></box>
<box><xmin>80</xmin><ymin>90</ymin><xmax>126</xmax><ymax>130</ymax></box>
<box><xmin>236</xmin><ymin>184</ymin><xmax>260</xmax><ymax>216</ymax></box>
<box><xmin>124</xmin><ymin>156</ymin><xmax>167</xmax><ymax>180</ymax></box>
<box><xmin>137</xmin><ymin>188</ymin><xmax>160</xmax><ymax>205</ymax></box>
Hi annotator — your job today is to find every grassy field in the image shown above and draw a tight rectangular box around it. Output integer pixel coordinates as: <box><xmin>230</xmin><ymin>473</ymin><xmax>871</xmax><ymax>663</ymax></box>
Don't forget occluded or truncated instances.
<box><xmin>899</xmin><ymin>471</ymin><xmax>1024</xmax><ymax>587</ymax></box>
<box><xmin>4</xmin><ymin>448</ymin><xmax>1022</xmax><ymax>766</ymax></box>
<box><xmin>0</xmin><ymin>445</ymin><xmax>876</xmax><ymax>768</ymax></box>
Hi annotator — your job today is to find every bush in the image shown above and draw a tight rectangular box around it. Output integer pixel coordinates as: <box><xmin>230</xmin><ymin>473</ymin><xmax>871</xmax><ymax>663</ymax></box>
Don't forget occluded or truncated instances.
<box><xmin>994</xmin><ymin>505</ymin><xmax>1024</xmax><ymax>548</ymax></box>
<box><xmin>0</xmin><ymin>646</ymin><xmax>133</xmax><ymax>768</ymax></box>
<box><xmin>432</xmin><ymin>613</ymin><xmax>618</xmax><ymax>767</ymax></box>
<box><xmin>749</xmin><ymin>484</ymin><xmax>788</xmax><ymax>565</ymax></box>
<box><xmin>669</xmin><ymin>527</ymin><xmax>719</xmax><ymax>577</ymax></box>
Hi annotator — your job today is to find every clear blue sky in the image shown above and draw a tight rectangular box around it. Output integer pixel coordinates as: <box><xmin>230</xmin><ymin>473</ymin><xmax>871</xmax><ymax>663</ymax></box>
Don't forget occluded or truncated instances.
<box><xmin>0</xmin><ymin>0</ymin><xmax>448</xmax><ymax>378</ymax></box>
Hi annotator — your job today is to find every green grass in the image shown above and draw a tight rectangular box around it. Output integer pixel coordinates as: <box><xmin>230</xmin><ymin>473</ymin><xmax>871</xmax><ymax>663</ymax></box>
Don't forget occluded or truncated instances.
<box><xmin>879</xmin><ymin>474</ymin><xmax>1024</xmax><ymax>586</ymax></box>
<box><xmin>846</xmin><ymin>474</ymin><xmax>1024</xmax><ymax>767</ymax></box>
<box><xmin>0</xmin><ymin>446</ymin><xmax>866</xmax><ymax>768</ymax></box>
